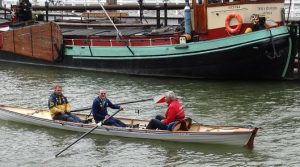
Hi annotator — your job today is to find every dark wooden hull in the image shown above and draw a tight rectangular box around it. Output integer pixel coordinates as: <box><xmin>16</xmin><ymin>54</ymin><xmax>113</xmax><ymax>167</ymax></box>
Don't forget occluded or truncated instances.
<box><xmin>0</xmin><ymin>33</ymin><xmax>293</xmax><ymax>79</ymax></box>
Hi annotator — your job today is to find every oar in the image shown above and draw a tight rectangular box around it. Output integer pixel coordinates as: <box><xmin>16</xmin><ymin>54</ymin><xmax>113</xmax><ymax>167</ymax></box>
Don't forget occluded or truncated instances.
<box><xmin>55</xmin><ymin>108</ymin><xmax>122</xmax><ymax>157</ymax></box>
<box><xmin>69</xmin><ymin>107</ymin><xmax>91</xmax><ymax>113</ymax></box>
<box><xmin>70</xmin><ymin>95</ymin><xmax>165</xmax><ymax>113</ymax></box>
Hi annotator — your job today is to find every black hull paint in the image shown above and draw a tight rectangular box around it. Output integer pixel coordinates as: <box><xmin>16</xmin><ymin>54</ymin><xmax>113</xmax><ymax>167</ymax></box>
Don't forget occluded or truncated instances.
<box><xmin>0</xmin><ymin>36</ymin><xmax>293</xmax><ymax>79</ymax></box>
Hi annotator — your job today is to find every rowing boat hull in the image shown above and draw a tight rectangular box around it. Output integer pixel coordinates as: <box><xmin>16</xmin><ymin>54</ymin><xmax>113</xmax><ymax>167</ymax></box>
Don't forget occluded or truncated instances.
<box><xmin>0</xmin><ymin>106</ymin><xmax>258</xmax><ymax>147</ymax></box>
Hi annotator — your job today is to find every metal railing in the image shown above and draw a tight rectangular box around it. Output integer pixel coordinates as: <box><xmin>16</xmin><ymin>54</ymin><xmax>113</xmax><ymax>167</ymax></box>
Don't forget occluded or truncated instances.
<box><xmin>64</xmin><ymin>36</ymin><xmax>178</xmax><ymax>46</ymax></box>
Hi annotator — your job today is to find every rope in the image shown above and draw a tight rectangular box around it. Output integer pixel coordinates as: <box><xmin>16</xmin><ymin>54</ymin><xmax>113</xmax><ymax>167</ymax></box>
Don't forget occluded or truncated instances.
<box><xmin>286</xmin><ymin>0</ymin><xmax>292</xmax><ymax>24</ymax></box>
<box><xmin>267</xmin><ymin>29</ymin><xmax>279</xmax><ymax>60</ymax></box>
<box><xmin>97</xmin><ymin>0</ymin><xmax>122</xmax><ymax>39</ymax></box>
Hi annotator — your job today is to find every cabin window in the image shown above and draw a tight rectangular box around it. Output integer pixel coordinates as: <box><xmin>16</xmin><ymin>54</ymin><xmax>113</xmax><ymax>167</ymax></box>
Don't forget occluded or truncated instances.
<box><xmin>223</xmin><ymin>0</ymin><xmax>241</xmax><ymax>3</ymax></box>
<box><xmin>208</xmin><ymin>0</ymin><xmax>222</xmax><ymax>4</ymax></box>
<box><xmin>198</xmin><ymin>0</ymin><xmax>203</xmax><ymax>4</ymax></box>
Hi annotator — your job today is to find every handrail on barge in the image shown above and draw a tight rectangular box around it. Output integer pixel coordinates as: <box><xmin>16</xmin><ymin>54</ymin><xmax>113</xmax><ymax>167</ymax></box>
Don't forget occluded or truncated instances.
<box><xmin>64</xmin><ymin>37</ymin><xmax>179</xmax><ymax>46</ymax></box>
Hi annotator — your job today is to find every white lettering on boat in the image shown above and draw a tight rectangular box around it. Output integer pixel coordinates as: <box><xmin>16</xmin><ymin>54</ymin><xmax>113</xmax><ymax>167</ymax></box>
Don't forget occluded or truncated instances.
<box><xmin>228</xmin><ymin>5</ymin><xmax>241</xmax><ymax>9</ymax></box>
<box><xmin>257</xmin><ymin>6</ymin><xmax>278</xmax><ymax>15</ymax></box>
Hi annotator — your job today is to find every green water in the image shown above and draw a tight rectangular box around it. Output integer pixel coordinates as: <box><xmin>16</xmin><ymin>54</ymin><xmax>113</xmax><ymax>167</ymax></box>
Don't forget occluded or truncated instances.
<box><xmin>0</xmin><ymin>61</ymin><xmax>299</xmax><ymax>167</ymax></box>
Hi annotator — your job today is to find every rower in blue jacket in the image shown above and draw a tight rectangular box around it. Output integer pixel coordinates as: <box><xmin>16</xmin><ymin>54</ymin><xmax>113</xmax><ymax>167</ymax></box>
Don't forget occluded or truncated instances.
<box><xmin>92</xmin><ymin>88</ymin><xmax>127</xmax><ymax>127</ymax></box>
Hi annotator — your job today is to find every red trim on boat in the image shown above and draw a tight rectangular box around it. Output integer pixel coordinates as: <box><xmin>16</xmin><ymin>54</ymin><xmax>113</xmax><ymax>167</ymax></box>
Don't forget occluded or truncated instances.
<box><xmin>246</xmin><ymin>127</ymin><xmax>259</xmax><ymax>149</ymax></box>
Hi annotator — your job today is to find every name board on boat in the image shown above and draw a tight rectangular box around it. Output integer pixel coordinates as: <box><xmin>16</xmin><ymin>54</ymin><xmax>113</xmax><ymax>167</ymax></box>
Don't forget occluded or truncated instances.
<box><xmin>81</xmin><ymin>12</ymin><xmax>129</xmax><ymax>18</ymax></box>
<box><xmin>257</xmin><ymin>6</ymin><xmax>278</xmax><ymax>15</ymax></box>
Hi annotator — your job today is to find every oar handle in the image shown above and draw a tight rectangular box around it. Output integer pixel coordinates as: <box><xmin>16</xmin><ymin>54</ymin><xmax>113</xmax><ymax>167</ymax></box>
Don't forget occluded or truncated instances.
<box><xmin>70</xmin><ymin>107</ymin><xmax>91</xmax><ymax>113</ymax></box>
<box><xmin>101</xmin><ymin>108</ymin><xmax>122</xmax><ymax>123</ymax></box>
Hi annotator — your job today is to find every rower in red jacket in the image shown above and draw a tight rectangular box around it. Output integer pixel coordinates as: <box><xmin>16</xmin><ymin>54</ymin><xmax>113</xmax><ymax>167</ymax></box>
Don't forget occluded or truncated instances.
<box><xmin>146</xmin><ymin>91</ymin><xmax>185</xmax><ymax>130</ymax></box>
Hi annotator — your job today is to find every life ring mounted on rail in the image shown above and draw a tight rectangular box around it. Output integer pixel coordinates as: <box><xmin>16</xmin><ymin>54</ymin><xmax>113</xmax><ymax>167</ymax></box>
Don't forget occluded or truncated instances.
<box><xmin>225</xmin><ymin>13</ymin><xmax>243</xmax><ymax>34</ymax></box>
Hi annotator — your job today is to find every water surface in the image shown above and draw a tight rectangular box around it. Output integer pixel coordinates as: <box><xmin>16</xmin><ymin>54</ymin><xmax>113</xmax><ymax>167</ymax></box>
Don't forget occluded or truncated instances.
<box><xmin>0</xmin><ymin>61</ymin><xmax>299</xmax><ymax>167</ymax></box>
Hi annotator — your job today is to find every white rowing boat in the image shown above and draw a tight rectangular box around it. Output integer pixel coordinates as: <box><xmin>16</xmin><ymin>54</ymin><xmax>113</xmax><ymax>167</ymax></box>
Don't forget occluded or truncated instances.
<box><xmin>0</xmin><ymin>105</ymin><xmax>258</xmax><ymax>148</ymax></box>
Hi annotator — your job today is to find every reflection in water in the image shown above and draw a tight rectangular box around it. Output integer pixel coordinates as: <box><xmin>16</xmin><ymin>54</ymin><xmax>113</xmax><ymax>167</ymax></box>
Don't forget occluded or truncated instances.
<box><xmin>0</xmin><ymin>61</ymin><xmax>300</xmax><ymax>166</ymax></box>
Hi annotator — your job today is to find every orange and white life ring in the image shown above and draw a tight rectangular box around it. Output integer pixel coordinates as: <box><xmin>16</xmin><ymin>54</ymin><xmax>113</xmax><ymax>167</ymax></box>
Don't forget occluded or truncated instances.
<box><xmin>225</xmin><ymin>13</ymin><xmax>243</xmax><ymax>34</ymax></box>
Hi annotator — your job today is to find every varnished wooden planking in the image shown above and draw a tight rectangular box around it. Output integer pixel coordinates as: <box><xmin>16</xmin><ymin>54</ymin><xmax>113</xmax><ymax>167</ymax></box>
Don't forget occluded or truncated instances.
<box><xmin>14</xmin><ymin>27</ymin><xmax>33</xmax><ymax>57</ymax></box>
<box><xmin>0</xmin><ymin>22</ymin><xmax>63</xmax><ymax>62</ymax></box>
<box><xmin>1</xmin><ymin>30</ymin><xmax>14</xmax><ymax>52</ymax></box>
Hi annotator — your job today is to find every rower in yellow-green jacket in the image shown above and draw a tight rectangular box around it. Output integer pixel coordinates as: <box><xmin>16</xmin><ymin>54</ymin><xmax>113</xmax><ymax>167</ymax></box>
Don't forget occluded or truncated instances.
<box><xmin>48</xmin><ymin>85</ymin><xmax>82</xmax><ymax>122</ymax></box>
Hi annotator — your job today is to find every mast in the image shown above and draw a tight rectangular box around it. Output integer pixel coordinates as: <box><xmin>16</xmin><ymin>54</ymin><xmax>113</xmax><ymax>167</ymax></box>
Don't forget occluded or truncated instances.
<box><xmin>192</xmin><ymin>0</ymin><xmax>207</xmax><ymax>34</ymax></box>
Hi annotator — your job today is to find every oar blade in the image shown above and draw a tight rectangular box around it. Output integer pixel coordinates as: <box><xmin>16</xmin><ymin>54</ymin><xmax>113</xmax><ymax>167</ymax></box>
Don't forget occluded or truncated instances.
<box><xmin>154</xmin><ymin>95</ymin><xmax>166</xmax><ymax>104</ymax></box>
